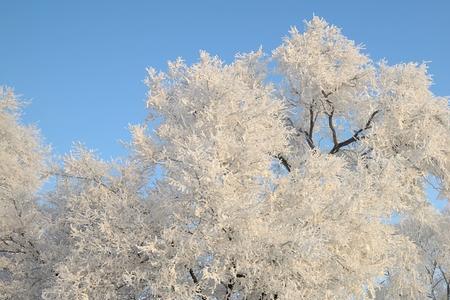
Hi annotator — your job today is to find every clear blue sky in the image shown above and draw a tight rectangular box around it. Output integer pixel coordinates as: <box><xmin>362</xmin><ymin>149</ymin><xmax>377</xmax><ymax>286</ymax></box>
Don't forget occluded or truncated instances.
<box><xmin>1</xmin><ymin>0</ymin><xmax>449</xmax><ymax>159</ymax></box>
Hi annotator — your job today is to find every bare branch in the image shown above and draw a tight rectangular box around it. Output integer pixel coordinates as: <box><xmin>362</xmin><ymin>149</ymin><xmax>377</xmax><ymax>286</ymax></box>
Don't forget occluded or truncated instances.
<box><xmin>329</xmin><ymin>110</ymin><xmax>379</xmax><ymax>154</ymax></box>
<box><xmin>308</xmin><ymin>103</ymin><xmax>316</xmax><ymax>139</ymax></box>
<box><xmin>188</xmin><ymin>268</ymin><xmax>206</xmax><ymax>300</ymax></box>
<box><xmin>276</xmin><ymin>154</ymin><xmax>291</xmax><ymax>172</ymax></box>
<box><xmin>0</xmin><ymin>249</ymin><xmax>26</xmax><ymax>254</ymax></box>
<box><xmin>326</xmin><ymin>109</ymin><xmax>339</xmax><ymax>148</ymax></box>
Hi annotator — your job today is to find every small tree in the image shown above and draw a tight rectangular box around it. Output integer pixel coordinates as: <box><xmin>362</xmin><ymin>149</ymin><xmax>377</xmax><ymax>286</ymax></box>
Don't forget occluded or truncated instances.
<box><xmin>42</xmin><ymin>145</ymin><xmax>162</xmax><ymax>299</ymax></box>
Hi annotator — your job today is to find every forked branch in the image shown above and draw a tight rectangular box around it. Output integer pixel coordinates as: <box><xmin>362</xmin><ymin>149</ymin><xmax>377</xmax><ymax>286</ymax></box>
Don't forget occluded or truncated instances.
<box><xmin>329</xmin><ymin>110</ymin><xmax>379</xmax><ymax>154</ymax></box>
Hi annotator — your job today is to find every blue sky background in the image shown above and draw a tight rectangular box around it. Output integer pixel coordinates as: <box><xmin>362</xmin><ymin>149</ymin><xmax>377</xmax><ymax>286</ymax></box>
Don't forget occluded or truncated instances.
<box><xmin>1</xmin><ymin>0</ymin><xmax>449</xmax><ymax>161</ymax></box>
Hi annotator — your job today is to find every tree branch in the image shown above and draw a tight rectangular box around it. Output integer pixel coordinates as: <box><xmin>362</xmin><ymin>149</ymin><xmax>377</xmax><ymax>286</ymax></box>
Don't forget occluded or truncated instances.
<box><xmin>222</xmin><ymin>279</ymin><xmax>235</xmax><ymax>300</ymax></box>
<box><xmin>276</xmin><ymin>154</ymin><xmax>291</xmax><ymax>172</ymax></box>
<box><xmin>189</xmin><ymin>268</ymin><xmax>207</xmax><ymax>300</ymax></box>
<box><xmin>308</xmin><ymin>103</ymin><xmax>316</xmax><ymax>139</ymax></box>
<box><xmin>305</xmin><ymin>101</ymin><xmax>318</xmax><ymax>149</ymax></box>
<box><xmin>284</xmin><ymin>116</ymin><xmax>314</xmax><ymax>150</ymax></box>
<box><xmin>189</xmin><ymin>268</ymin><xmax>198</xmax><ymax>283</ymax></box>
<box><xmin>326</xmin><ymin>108</ymin><xmax>338</xmax><ymax>148</ymax></box>
<box><xmin>0</xmin><ymin>249</ymin><xmax>26</xmax><ymax>254</ymax></box>
<box><xmin>329</xmin><ymin>110</ymin><xmax>379</xmax><ymax>154</ymax></box>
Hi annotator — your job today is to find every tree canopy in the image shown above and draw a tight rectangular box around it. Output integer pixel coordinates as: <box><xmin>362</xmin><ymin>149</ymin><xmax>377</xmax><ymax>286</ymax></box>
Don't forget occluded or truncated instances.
<box><xmin>1</xmin><ymin>17</ymin><xmax>449</xmax><ymax>300</ymax></box>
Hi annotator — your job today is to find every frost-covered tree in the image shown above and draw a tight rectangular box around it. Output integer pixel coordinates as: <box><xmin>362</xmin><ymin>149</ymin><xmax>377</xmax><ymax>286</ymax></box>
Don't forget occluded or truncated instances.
<box><xmin>2</xmin><ymin>16</ymin><xmax>449</xmax><ymax>300</ymax></box>
<box><xmin>131</xmin><ymin>17</ymin><xmax>450</xmax><ymax>299</ymax></box>
<box><xmin>41</xmin><ymin>145</ymin><xmax>163</xmax><ymax>299</ymax></box>
<box><xmin>0</xmin><ymin>87</ymin><xmax>51</xmax><ymax>299</ymax></box>
<box><xmin>375</xmin><ymin>208</ymin><xmax>450</xmax><ymax>299</ymax></box>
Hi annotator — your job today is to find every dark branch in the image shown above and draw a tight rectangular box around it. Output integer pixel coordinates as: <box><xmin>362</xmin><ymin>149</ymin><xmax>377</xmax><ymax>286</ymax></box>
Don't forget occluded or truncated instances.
<box><xmin>306</xmin><ymin>102</ymin><xmax>318</xmax><ymax>149</ymax></box>
<box><xmin>303</xmin><ymin>131</ymin><xmax>315</xmax><ymax>149</ymax></box>
<box><xmin>308</xmin><ymin>104</ymin><xmax>316</xmax><ymax>138</ymax></box>
<box><xmin>276</xmin><ymin>154</ymin><xmax>291</xmax><ymax>172</ymax></box>
<box><xmin>0</xmin><ymin>249</ymin><xmax>26</xmax><ymax>254</ymax></box>
<box><xmin>329</xmin><ymin>110</ymin><xmax>379</xmax><ymax>154</ymax></box>
<box><xmin>189</xmin><ymin>268</ymin><xmax>199</xmax><ymax>284</ymax></box>
<box><xmin>326</xmin><ymin>109</ymin><xmax>338</xmax><ymax>148</ymax></box>
<box><xmin>321</xmin><ymin>90</ymin><xmax>333</xmax><ymax>98</ymax></box>
<box><xmin>189</xmin><ymin>268</ymin><xmax>207</xmax><ymax>300</ymax></box>
<box><xmin>222</xmin><ymin>279</ymin><xmax>235</xmax><ymax>300</ymax></box>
